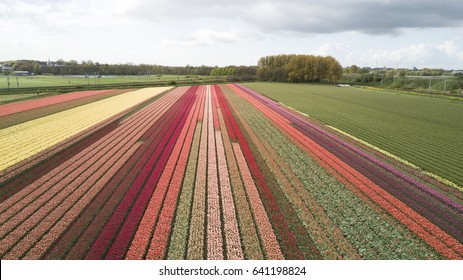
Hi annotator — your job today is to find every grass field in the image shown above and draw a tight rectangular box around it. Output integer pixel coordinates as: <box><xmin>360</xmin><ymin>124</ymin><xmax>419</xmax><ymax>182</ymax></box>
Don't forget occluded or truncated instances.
<box><xmin>243</xmin><ymin>82</ymin><xmax>463</xmax><ymax>187</ymax></box>
<box><xmin>0</xmin><ymin>75</ymin><xmax>215</xmax><ymax>89</ymax></box>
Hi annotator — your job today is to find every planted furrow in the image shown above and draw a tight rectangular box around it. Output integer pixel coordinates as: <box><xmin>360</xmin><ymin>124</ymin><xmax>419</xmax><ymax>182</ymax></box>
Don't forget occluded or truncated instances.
<box><xmin>238</xmin><ymin>84</ymin><xmax>463</xmax><ymax>249</ymax></box>
<box><xmin>0</xmin><ymin>89</ymin><xmax>114</xmax><ymax>117</ymax></box>
<box><xmin>22</xmin><ymin>142</ymin><xmax>143</xmax><ymax>259</ymax></box>
<box><xmin>227</xmin><ymin>87</ymin><xmax>421</xmax><ymax>259</ymax></box>
<box><xmin>213</xmin><ymin>87</ymin><xmax>243</xmax><ymax>260</ymax></box>
<box><xmin>0</xmin><ymin>88</ymin><xmax>180</xmax><ymax>218</ymax></box>
<box><xmin>237</xmin><ymin>84</ymin><xmax>463</xmax><ymax>240</ymax></box>
<box><xmin>217</xmin><ymin>108</ymin><xmax>264</xmax><ymax>259</ymax></box>
<box><xmin>103</xmin><ymin>90</ymin><xmax>196</xmax><ymax>260</ymax></box>
<box><xmin>326</xmin><ymin>144</ymin><xmax>463</xmax><ymax>242</ymax></box>
<box><xmin>215</xmin><ymin>130</ymin><xmax>244</xmax><ymax>259</ymax></box>
<box><xmin>245</xmin><ymin>84</ymin><xmax>461</xmax><ymax>251</ymax></box>
<box><xmin>206</xmin><ymin>85</ymin><xmax>224</xmax><ymax>260</ymax></box>
<box><xmin>2</xmin><ymin>81</ymin><xmax>460</xmax><ymax>261</ymax></box>
<box><xmin>0</xmin><ymin>113</ymin><xmax>120</xmax><ymax>187</ymax></box>
<box><xmin>123</xmin><ymin>86</ymin><xmax>200</xmax><ymax>259</ymax></box>
<box><xmin>187</xmin><ymin>86</ymin><xmax>209</xmax><ymax>260</ymax></box>
<box><xmin>228</xmin><ymin>85</ymin><xmax>434</xmax><ymax>259</ymax></box>
<box><xmin>142</xmin><ymin>87</ymin><xmax>202</xmax><ymax>260</ymax></box>
<box><xmin>232</xmin><ymin>143</ymin><xmax>284</xmax><ymax>260</ymax></box>
<box><xmin>216</xmin><ymin>107</ymin><xmax>264</xmax><ymax>259</ymax></box>
<box><xmin>224</xmin><ymin>88</ymin><xmax>354</xmax><ymax>259</ymax></box>
<box><xmin>0</xmin><ymin>88</ymin><xmax>171</xmax><ymax>172</ymax></box>
<box><xmin>211</xmin><ymin>85</ymin><xmax>220</xmax><ymax>130</ymax></box>
<box><xmin>84</xmin><ymin>90</ymin><xmax>196</xmax><ymax>260</ymax></box>
<box><xmin>167</xmin><ymin>88</ymin><xmax>206</xmax><ymax>259</ymax></box>
<box><xmin>44</xmin><ymin>88</ymin><xmax>186</xmax><ymax>260</ymax></box>
<box><xmin>0</xmin><ymin>90</ymin><xmax>177</xmax><ymax>239</ymax></box>
<box><xmin>0</xmin><ymin>88</ymin><xmax>182</xmax><ymax>258</ymax></box>
<box><xmin>324</xmin><ymin>125</ymin><xmax>463</xmax><ymax>204</ymax></box>
<box><xmin>0</xmin><ymin>120</ymin><xmax>119</xmax><ymax>202</ymax></box>
<box><xmin>218</xmin><ymin>87</ymin><xmax>301</xmax><ymax>259</ymax></box>
<box><xmin>231</xmin><ymin>84</ymin><xmax>463</xmax><ymax>259</ymax></box>
<box><xmin>1</xmin><ymin>134</ymin><xmax>139</xmax><ymax>259</ymax></box>
<box><xmin>0</xmin><ymin>90</ymin><xmax>131</xmax><ymax>131</ymax></box>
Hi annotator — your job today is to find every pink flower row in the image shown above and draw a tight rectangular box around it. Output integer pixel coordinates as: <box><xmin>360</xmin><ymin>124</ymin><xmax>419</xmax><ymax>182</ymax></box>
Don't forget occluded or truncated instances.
<box><xmin>0</xmin><ymin>87</ymin><xmax>186</xmax><ymax>259</ymax></box>
<box><xmin>231</xmin><ymin>84</ymin><xmax>463</xmax><ymax>260</ymax></box>
<box><xmin>144</xmin><ymin>86</ymin><xmax>204</xmax><ymax>259</ymax></box>
<box><xmin>126</xmin><ymin>86</ymin><xmax>202</xmax><ymax>259</ymax></box>
<box><xmin>206</xmin><ymin>86</ymin><xmax>223</xmax><ymax>260</ymax></box>
<box><xmin>0</xmin><ymin>89</ymin><xmax>114</xmax><ymax>117</ymax></box>
<box><xmin>84</xmin><ymin>89</ymin><xmax>197</xmax><ymax>259</ymax></box>
<box><xmin>187</xmin><ymin>86</ymin><xmax>209</xmax><ymax>259</ymax></box>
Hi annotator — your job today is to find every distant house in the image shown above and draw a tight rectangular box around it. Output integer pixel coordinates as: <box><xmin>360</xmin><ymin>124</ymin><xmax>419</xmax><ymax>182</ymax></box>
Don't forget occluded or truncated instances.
<box><xmin>452</xmin><ymin>70</ymin><xmax>463</xmax><ymax>75</ymax></box>
<box><xmin>1</xmin><ymin>65</ymin><xmax>12</xmax><ymax>73</ymax></box>
<box><xmin>14</xmin><ymin>70</ymin><xmax>30</xmax><ymax>76</ymax></box>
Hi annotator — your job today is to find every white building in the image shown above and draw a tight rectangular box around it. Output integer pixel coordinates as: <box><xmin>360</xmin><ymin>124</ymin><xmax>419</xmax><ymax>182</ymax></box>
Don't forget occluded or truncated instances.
<box><xmin>14</xmin><ymin>70</ymin><xmax>30</xmax><ymax>76</ymax></box>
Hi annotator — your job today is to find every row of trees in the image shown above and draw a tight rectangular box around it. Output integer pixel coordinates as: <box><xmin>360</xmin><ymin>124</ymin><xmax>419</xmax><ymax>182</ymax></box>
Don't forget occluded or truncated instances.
<box><xmin>257</xmin><ymin>54</ymin><xmax>343</xmax><ymax>83</ymax></box>
<box><xmin>3</xmin><ymin>56</ymin><xmax>344</xmax><ymax>84</ymax></box>
<box><xmin>1</xmin><ymin>60</ymin><xmax>258</xmax><ymax>77</ymax></box>
<box><xmin>210</xmin><ymin>65</ymin><xmax>258</xmax><ymax>77</ymax></box>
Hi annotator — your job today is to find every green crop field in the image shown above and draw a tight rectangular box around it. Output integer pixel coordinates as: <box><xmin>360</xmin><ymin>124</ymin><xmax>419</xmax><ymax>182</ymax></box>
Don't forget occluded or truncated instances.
<box><xmin>243</xmin><ymin>82</ymin><xmax>463</xmax><ymax>187</ymax></box>
<box><xmin>0</xmin><ymin>74</ymin><xmax>215</xmax><ymax>89</ymax></box>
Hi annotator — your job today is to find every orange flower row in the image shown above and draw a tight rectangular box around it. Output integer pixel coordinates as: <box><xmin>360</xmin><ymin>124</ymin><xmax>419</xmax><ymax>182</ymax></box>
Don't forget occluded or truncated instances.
<box><xmin>129</xmin><ymin>86</ymin><xmax>202</xmax><ymax>259</ymax></box>
<box><xmin>187</xmin><ymin>86</ymin><xmax>210</xmax><ymax>260</ymax></box>
<box><xmin>225</xmin><ymin>93</ymin><xmax>359</xmax><ymax>259</ymax></box>
<box><xmin>216</xmin><ymin>109</ymin><xmax>264</xmax><ymax>259</ymax></box>
<box><xmin>0</xmin><ymin>87</ymin><xmax>185</xmax><ymax>259</ymax></box>
<box><xmin>232</xmin><ymin>143</ymin><xmax>284</xmax><ymax>260</ymax></box>
<box><xmin>166</xmin><ymin>87</ymin><xmax>206</xmax><ymax>259</ymax></box>
<box><xmin>230</xmin><ymin>84</ymin><xmax>463</xmax><ymax>259</ymax></box>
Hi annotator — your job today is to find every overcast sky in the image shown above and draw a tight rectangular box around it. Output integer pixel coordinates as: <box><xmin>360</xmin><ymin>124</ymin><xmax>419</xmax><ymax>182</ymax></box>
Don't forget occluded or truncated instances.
<box><xmin>1</xmin><ymin>0</ymin><xmax>463</xmax><ymax>69</ymax></box>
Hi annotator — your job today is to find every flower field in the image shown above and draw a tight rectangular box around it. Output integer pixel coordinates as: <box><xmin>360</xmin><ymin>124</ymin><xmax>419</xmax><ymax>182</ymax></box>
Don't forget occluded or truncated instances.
<box><xmin>0</xmin><ymin>84</ymin><xmax>462</xmax><ymax>259</ymax></box>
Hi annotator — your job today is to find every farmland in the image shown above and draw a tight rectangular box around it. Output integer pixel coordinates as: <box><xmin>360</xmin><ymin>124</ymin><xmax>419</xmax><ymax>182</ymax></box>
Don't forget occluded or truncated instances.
<box><xmin>244</xmin><ymin>82</ymin><xmax>463</xmax><ymax>188</ymax></box>
<box><xmin>0</xmin><ymin>84</ymin><xmax>462</xmax><ymax>260</ymax></box>
<box><xmin>0</xmin><ymin>75</ymin><xmax>217</xmax><ymax>89</ymax></box>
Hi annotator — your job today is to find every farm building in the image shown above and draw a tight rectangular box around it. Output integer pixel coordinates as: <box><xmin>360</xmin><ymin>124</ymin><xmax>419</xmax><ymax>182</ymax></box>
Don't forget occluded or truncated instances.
<box><xmin>1</xmin><ymin>65</ymin><xmax>12</xmax><ymax>73</ymax></box>
<box><xmin>14</xmin><ymin>70</ymin><xmax>30</xmax><ymax>76</ymax></box>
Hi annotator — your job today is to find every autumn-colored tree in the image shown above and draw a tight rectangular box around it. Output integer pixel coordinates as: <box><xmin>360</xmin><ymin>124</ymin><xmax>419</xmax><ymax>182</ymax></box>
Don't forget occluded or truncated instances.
<box><xmin>258</xmin><ymin>54</ymin><xmax>343</xmax><ymax>83</ymax></box>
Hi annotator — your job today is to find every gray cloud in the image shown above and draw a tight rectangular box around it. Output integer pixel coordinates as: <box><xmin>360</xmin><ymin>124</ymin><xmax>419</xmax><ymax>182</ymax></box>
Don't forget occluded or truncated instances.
<box><xmin>2</xmin><ymin>0</ymin><xmax>463</xmax><ymax>68</ymax></box>
<box><xmin>4</xmin><ymin>0</ymin><xmax>462</xmax><ymax>35</ymax></box>
<box><xmin>127</xmin><ymin>0</ymin><xmax>463</xmax><ymax>35</ymax></box>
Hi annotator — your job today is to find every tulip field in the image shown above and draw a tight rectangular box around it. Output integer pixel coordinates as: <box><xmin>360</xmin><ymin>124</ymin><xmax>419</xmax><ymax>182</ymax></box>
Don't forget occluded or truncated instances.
<box><xmin>0</xmin><ymin>84</ymin><xmax>462</xmax><ymax>260</ymax></box>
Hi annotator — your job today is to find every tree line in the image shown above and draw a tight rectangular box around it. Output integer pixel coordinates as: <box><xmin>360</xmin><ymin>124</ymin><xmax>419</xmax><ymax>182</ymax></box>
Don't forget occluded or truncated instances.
<box><xmin>2</xmin><ymin>56</ymin><xmax>344</xmax><ymax>84</ymax></box>
<box><xmin>1</xmin><ymin>60</ymin><xmax>258</xmax><ymax>78</ymax></box>
<box><xmin>257</xmin><ymin>54</ymin><xmax>343</xmax><ymax>83</ymax></box>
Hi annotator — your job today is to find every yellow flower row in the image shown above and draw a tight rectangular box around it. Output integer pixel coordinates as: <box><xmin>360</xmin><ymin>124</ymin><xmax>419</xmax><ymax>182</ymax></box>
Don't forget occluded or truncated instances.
<box><xmin>0</xmin><ymin>87</ymin><xmax>172</xmax><ymax>171</ymax></box>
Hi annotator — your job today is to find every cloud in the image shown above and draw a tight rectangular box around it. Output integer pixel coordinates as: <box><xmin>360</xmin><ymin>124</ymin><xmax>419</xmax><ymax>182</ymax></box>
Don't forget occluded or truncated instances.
<box><xmin>437</xmin><ymin>40</ymin><xmax>463</xmax><ymax>60</ymax></box>
<box><xmin>162</xmin><ymin>28</ymin><xmax>247</xmax><ymax>46</ymax></box>
<box><xmin>2</xmin><ymin>0</ymin><xmax>463</xmax><ymax>68</ymax></box>
<box><xmin>126</xmin><ymin>0</ymin><xmax>463</xmax><ymax>35</ymax></box>
<box><xmin>341</xmin><ymin>40</ymin><xmax>463</xmax><ymax>68</ymax></box>
<box><xmin>312</xmin><ymin>43</ymin><xmax>351</xmax><ymax>56</ymax></box>
<box><xmin>364</xmin><ymin>44</ymin><xmax>434</xmax><ymax>65</ymax></box>
<box><xmin>0</xmin><ymin>0</ymin><xmax>137</xmax><ymax>28</ymax></box>
<box><xmin>3</xmin><ymin>0</ymin><xmax>463</xmax><ymax>36</ymax></box>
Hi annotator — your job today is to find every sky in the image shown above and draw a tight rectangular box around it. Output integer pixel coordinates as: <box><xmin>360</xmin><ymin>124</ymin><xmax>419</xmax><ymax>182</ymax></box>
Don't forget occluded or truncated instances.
<box><xmin>1</xmin><ymin>0</ymin><xmax>463</xmax><ymax>69</ymax></box>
